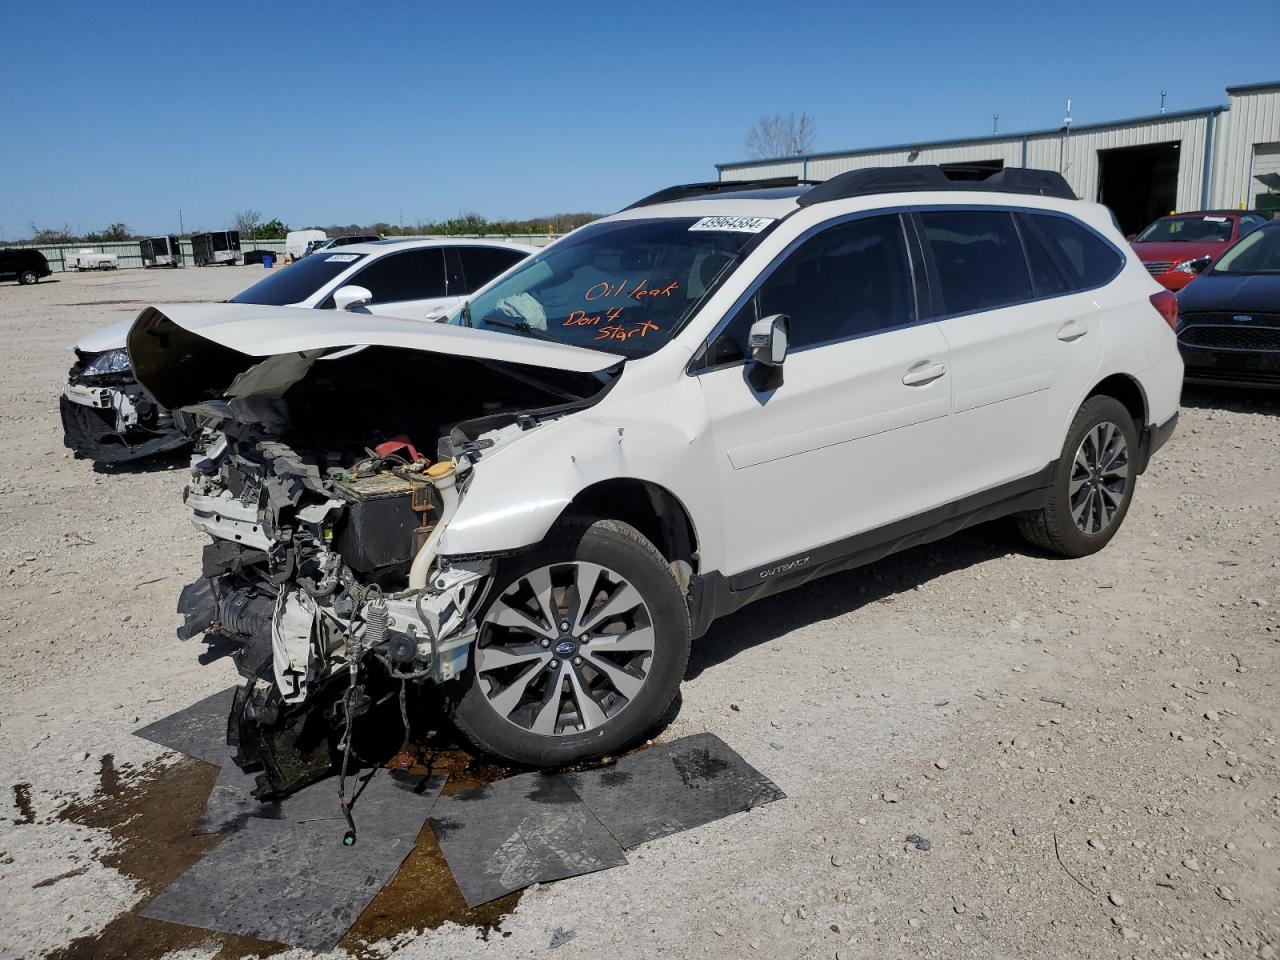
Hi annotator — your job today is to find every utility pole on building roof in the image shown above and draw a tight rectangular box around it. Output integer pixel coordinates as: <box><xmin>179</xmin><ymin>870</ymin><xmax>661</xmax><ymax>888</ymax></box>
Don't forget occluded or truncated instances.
<box><xmin>993</xmin><ymin>114</ymin><xmax>999</xmax><ymax>135</ymax></box>
<box><xmin>1160</xmin><ymin>89</ymin><xmax>1167</xmax><ymax>114</ymax></box>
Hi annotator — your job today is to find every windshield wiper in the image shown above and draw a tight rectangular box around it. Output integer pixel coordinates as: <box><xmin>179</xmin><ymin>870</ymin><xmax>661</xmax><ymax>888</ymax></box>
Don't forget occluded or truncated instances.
<box><xmin>481</xmin><ymin>316</ymin><xmax>558</xmax><ymax>342</ymax></box>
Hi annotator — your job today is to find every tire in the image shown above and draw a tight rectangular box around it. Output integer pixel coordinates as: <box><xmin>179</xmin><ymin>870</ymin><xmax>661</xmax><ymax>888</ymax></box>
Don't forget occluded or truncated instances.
<box><xmin>1017</xmin><ymin>395</ymin><xmax>1139</xmax><ymax>557</ymax></box>
<box><xmin>17</xmin><ymin>270</ymin><xmax>38</xmax><ymax>285</ymax></box>
<box><xmin>452</xmin><ymin>516</ymin><xmax>690</xmax><ymax>766</ymax></box>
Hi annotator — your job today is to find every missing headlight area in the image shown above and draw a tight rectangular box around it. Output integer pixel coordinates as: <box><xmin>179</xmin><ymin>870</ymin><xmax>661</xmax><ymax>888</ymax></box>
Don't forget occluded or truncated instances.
<box><xmin>158</xmin><ymin>324</ymin><xmax>618</xmax><ymax>799</ymax></box>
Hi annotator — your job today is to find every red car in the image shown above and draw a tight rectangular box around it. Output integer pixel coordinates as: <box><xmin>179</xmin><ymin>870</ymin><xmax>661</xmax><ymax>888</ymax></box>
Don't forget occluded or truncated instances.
<box><xmin>1130</xmin><ymin>210</ymin><xmax>1269</xmax><ymax>291</ymax></box>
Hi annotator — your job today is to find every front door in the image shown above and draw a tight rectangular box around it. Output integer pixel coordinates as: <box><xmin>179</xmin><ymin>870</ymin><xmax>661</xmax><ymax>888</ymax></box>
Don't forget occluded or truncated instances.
<box><xmin>341</xmin><ymin>248</ymin><xmax>462</xmax><ymax>321</ymax></box>
<box><xmin>696</xmin><ymin>213</ymin><xmax>954</xmax><ymax>579</ymax></box>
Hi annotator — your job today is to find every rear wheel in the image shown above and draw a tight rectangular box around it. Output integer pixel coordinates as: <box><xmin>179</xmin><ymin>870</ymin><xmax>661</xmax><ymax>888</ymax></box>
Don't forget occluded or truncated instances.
<box><xmin>452</xmin><ymin>516</ymin><xmax>690</xmax><ymax>766</ymax></box>
<box><xmin>1017</xmin><ymin>395</ymin><xmax>1138</xmax><ymax>557</ymax></box>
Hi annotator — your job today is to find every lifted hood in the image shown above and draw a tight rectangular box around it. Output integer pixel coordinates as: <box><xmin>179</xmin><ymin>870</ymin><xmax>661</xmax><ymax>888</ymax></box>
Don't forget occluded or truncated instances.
<box><xmin>127</xmin><ymin>302</ymin><xmax>622</xmax><ymax>411</ymax></box>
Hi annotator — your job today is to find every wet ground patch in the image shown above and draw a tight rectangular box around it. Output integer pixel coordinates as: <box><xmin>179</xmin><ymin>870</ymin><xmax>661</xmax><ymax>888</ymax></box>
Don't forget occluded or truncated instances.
<box><xmin>50</xmin><ymin>754</ymin><xmax>281</xmax><ymax>960</ymax></box>
<box><xmin>44</xmin><ymin>740</ymin><xmax>532</xmax><ymax>958</ymax></box>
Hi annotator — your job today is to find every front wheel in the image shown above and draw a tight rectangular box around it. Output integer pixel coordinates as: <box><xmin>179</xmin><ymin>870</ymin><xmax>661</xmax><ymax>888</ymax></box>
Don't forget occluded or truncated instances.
<box><xmin>18</xmin><ymin>269</ymin><xmax>38</xmax><ymax>285</ymax></box>
<box><xmin>1017</xmin><ymin>395</ymin><xmax>1138</xmax><ymax>557</ymax></box>
<box><xmin>452</xmin><ymin>516</ymin><xmax>690</xmax><ymax>766</ymax></box>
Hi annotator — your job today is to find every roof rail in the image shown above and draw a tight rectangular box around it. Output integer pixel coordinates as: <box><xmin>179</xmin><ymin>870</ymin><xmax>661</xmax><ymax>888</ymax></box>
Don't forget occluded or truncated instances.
<box><xmin>797</xmin><ymin>165</ymin><xmax>1076</xmax><ymax>206</ymax></box>
<box><xmin>625</xmin><ymin>176</ymin><xmax>813</xmax><ymax>210</ymax></box>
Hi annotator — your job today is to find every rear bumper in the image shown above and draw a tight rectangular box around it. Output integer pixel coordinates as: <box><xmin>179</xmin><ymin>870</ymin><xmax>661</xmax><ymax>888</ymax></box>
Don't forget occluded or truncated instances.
<box><xmin>1136</xmin><ymin>412</ymin><xmax>1178</xmax><ymax>474</ymax></box>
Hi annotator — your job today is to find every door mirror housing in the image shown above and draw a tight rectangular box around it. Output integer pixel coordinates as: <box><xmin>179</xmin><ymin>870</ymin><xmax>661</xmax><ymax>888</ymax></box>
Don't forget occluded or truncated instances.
<box><xmin>333</xmin><ymin>285</ymin><xmax>373</xmax><ymax>311</ymax></box>
<box><xmin>749</xmin><ymin>314</ymin><xmax>790</xmax><ymax>367</ymax></box>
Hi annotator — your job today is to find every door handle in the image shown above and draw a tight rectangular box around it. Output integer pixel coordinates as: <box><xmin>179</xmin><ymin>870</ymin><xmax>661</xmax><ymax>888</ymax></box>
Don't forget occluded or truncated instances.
<box><xmin>902</xmin><ymin>361</ymin><xmax>947</xmax><ymax>386</ymax></box>
<box><xmin>1057</xmin><ymin>320</ymin><xmax>1088</xmax><ymax>342</ymax></box>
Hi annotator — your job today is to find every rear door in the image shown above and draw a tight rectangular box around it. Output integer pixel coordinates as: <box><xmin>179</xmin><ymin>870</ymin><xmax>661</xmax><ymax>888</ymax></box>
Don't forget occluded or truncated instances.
<box><xmin>696</xmin><ymin>213</ymin><xmax>953</xmax><ymax>577</ymax></box>
<box><xmin>918</xmin><ymin>207</ymin><xmax>1104</xmax><ymax>494</ymax></box>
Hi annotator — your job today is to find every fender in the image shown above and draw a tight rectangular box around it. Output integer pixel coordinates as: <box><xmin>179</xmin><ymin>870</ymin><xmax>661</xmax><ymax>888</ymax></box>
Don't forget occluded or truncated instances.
<box><xmin>436</xmin><ymin>379</ymin><xmax>724</xmax><ymax>565</ymax></box>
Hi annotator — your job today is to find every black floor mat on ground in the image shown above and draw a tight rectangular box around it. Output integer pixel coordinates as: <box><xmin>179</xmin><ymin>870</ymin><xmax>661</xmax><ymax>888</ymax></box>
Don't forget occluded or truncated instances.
<box><xmin>133</xmin><ymin>687</ymin><xmax>237</xmax><ymax>764</ymax></box>
<box><xmin>140</xmin><ymin>818</ymin><xmax>416</xmax><ymax>951</ymax></box>
<box><xmin>428</xmin><ymin>771</ymin><xmax>628</xmax><ymax>908</ymax></box>
<box><xmin>199</xmin><ymin>762</ymin><xmax>446</xmax><ymax>838</ymax></box>
<box><xmin>135</xmin><ymin>688</ymin><xmax>446</xmax><ymax>840</ymax></box>
<box><xmin>136</xmin><ymin>692</ymin><xmax>786</xmax><ymax>939</ymax></box>
<box><xmin>563</xmin><ymin>732</ymin><xmax>786</xmax><ymax>848</ymax></box>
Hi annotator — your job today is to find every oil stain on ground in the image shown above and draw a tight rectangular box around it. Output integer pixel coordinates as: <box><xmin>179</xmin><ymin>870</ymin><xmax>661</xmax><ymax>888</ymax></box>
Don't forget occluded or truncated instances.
<box><xmin>45</xmin><ymin>742</ymin><xmax>528</xmax><ymax>959</ymax></box>
<box><xmin>44</xmin><ymin>731</ymin><xmax>653</xmax><ymax>958</ymax></box>
<box><xmin>12</xmin><ymin>782</ymin><xmax>35</xmax><ymax>824</ymax></box>
<box><xmin>49</xmin><ymin>754</ymin><xmax>282</xmax><ymax>960</ymax></box>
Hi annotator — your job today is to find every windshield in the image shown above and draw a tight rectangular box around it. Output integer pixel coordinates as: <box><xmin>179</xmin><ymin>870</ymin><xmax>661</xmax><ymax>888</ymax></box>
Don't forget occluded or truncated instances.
<box><xmin>230</xmin><ymin>252</ymin><xmax>365</xmax><ymax>305</ymax></box>
<box><xmin>1210</xmin><ymin>224</ymin><xmax>1280</xmax><ymax>275</ymax></box>
<box><xmin>1136</xmin><ymin>215</ymin><xmax>1234</xmax><ymax>243</ymax></box>
<box><xmin>449</xmin><ymin>216</ymin><xmax>770</xmax><ymax>358</ymax></box>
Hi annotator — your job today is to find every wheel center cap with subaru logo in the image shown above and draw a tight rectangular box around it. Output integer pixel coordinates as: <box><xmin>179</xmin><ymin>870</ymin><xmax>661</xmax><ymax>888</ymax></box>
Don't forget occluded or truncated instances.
<box><xmin>555</xmin><ymin>639</ymin><xmax>578</xmax><ymax>657</ymax></box>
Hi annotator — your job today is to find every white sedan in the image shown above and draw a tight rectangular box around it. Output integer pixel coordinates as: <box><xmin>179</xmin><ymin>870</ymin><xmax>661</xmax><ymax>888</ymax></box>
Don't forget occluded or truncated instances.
<box><xmin>61</xmin><ymin>238</ymin><xmax>539</xmax><ymax>463</ymax></box>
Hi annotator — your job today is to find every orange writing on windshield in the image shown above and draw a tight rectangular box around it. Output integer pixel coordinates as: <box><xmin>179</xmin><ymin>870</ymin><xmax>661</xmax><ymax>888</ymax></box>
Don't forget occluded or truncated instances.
<box><xmin>564</xmin><ymin>306</ymin><xmax>625</xmax><ymax>326</ymax></box>
<box><xmin>584</xmin><ymin>279</ymin><xmax>679</xmax><ymax>302</ymax></box>
<box><xmin>595</xmin><ymin>319</ymin><xmax>660</xmax><ymax>342</ymax></box>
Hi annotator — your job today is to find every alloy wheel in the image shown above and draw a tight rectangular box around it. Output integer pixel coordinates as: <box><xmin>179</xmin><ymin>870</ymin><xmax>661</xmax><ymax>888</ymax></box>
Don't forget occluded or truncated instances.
<box><xmin>1069</xmin><ymin>420</ymin><xmax>1129</xmax><ymax>535</ymax></box>
<box><xmin>474</xmin><ymin>561</ymin><xmax>656</xmax><ymax>736</ymax></box>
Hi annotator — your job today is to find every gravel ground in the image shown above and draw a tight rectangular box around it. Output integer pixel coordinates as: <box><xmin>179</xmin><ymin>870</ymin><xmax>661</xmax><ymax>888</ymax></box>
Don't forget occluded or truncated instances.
<box><xmin>0</xmin><ymin>268</ymin><xmax>1277</xmax><ymax>960</ymax></box>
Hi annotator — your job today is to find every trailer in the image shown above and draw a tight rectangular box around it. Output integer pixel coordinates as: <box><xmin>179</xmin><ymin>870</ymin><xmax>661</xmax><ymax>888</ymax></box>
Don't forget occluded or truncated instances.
<box><xmin>68</xmin><ymin>249</ymin><xmax>119</xmax><ymax>271</ymax></box>
<box><xmin>285</xmin><ymin>229</ymin><xmax>326</xmax><ymax>262</ymax></box>
<box><xmin>191</xmin><ymin>230</ymin><xmax>241</xmax><ymax>266</ymax></box>
<box><xmin>140</xmin><ymin>235</ymin><xmax>183</xmax><ymax>268</ymax></box>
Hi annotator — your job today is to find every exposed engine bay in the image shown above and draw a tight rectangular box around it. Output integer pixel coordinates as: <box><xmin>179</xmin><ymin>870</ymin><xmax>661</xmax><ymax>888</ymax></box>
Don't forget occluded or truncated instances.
<box><xmin>143</xmin><ymin>317</ymin><xmax>621</xmax><ymax>799</ymax></box>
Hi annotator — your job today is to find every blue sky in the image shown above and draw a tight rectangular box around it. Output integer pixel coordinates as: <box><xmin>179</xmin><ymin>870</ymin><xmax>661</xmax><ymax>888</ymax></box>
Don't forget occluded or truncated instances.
<box><xmin>2</xmin><ymin>0</ymin><xmax>1277</xmax><ymax>239</ymax></box>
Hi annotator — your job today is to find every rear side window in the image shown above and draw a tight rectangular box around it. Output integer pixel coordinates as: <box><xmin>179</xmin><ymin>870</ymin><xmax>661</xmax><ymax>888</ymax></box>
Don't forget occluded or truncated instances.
<box><xmin>919</xmin><ymin>210</ymin><xmax>1031</xmax><ymax>315</ymax></box>
<box><xmin>1030</xmin><ymin>214</ymin><xmax>1123</xmax><ymax>289</ymax></box>
<box><xmin>349</xmin><ymin>249</ymin><xmax>447</xmax><ymax>303</ymax></box>
<box><xmin>1015</xmin><ymin>215</ymin><xmax>1070</xmax><ymax>297</ymax></box>
<box><xmin>457</xmin><ymin>246</ymin><xmax>527</xmax><ymax>292</ymax></box>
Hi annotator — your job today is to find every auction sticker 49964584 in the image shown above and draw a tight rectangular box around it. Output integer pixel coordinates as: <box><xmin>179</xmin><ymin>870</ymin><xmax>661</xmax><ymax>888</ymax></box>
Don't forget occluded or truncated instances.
<box><xmin>688</xmin><ymin>216</ymin><xmax>774</xmax><ymax>233</ymax></box>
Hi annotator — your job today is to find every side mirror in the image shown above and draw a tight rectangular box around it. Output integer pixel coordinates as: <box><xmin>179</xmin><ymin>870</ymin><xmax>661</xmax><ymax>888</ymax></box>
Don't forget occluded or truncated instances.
<box><xmin>332</xmin><ymin>285</ymin><xmax>372</xmax><ymax>311</ymax></box>
<box><xmin>1190</xmin><ymin>256</ymin><xmax>1212</xmax><ymax>274</ymax></box>
<box><xmin>749</xmin><ymin>314</ymin><xmax>790</xmax><ymax>367</ymax></box>
<box><xmin>1125</xmin><ymin>233</ymin><xmax>1137</xmax><ymax>242</ymax></box>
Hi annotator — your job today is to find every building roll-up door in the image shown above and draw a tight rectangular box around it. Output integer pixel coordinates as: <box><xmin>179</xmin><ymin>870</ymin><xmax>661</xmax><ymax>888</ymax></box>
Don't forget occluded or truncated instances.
<box><xmin>1254</xmin><ymin>143</ymin><xmax>1280</xmax><ymax>217</ymax></box>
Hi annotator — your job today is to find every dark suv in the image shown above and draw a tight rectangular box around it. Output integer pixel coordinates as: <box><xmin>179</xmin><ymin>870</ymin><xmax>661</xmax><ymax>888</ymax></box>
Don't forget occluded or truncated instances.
<box><xmin>0</xmin><ymin>248</ymin><xmax>52</xmax><ymax>285</ymax></box>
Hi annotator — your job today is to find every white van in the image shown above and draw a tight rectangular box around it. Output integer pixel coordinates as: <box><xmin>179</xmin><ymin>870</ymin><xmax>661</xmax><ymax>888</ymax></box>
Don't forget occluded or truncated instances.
<box><xmin>285</xmin><ymin>229</ymin><xmax>327</xmax><ymax>262</ymax></box>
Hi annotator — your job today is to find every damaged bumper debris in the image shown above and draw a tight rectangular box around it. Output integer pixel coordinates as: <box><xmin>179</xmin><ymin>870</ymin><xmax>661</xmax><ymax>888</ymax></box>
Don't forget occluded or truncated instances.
<box><xmin>135</xmin><ymin>302</ymin><xmax>620</xmax><ymax>797</ymax></box>
<box><xmin>62</xmin><ymin>350</ymin><xmax>200</xmax><ymax>463</ymax></box>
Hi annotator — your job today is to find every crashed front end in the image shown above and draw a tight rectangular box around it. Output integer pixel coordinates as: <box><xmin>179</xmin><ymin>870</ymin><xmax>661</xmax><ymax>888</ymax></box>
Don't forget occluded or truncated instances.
<box><xmin>130</xmin><ymin>303</ymin><xmax>619</xmax><ymax>797</ymax></box>
<box><xmin>62</xmin><ymin>348</ymin><xmax>200</xmax><ymax>463</ymax></box>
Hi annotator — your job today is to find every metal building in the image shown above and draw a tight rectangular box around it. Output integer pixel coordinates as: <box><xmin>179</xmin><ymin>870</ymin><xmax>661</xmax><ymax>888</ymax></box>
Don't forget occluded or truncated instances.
<box><xmin>717</xmin><ymin>81</ymin><xmax>1280</xmax><ymax>234</ymax></box>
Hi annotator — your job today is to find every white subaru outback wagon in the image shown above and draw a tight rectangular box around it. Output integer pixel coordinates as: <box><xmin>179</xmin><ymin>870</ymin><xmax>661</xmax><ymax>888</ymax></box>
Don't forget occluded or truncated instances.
<box><xmin>128</xmin><ymin>165</ymin><xmax>1181</xmax><ymax>793</ymax></box>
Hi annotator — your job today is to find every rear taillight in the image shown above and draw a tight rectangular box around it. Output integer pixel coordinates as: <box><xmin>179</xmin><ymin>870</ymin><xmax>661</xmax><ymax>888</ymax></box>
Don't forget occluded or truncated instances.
<box><xmin>1149</xmin><ymin>290</ymin><xmax>1178</xmax><ymax>331</ymax></box>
